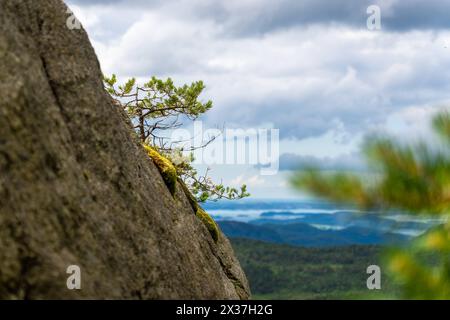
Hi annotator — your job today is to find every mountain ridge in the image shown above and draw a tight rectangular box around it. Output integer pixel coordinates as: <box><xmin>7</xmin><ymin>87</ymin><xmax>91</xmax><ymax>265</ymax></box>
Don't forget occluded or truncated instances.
<box><xmin>219</xmin><ymin>220</ymin><xmax>409</xmax><ymax>247</ymax></box>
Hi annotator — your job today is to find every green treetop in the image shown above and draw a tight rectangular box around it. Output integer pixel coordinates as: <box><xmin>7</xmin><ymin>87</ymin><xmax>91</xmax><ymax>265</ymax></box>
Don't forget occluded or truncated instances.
<box><xmin>104</xmin><ymin>74</ymin><xmax>249</xmax><ymax>202</ymax></box>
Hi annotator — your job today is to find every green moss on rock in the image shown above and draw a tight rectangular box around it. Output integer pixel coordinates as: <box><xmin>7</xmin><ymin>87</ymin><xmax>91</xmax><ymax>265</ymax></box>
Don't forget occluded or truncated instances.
<box><xmin>178</xmin><ymin>178</ymin><xmax>199</xmax><ymax>211</ymax></box>
<box><xmin>196</xmin><ymin>208</ymin><xmax>219</xmax><ymax>242</ymax></box>
<box><xmin>143</xmin><ymin>144</ymin><xmax>177</xmax><ymax>195</ymax></box>
<box><xmin>178</xmin><ymin>179</ymin><xmax>219</xmax><ymax>242</ymax></box>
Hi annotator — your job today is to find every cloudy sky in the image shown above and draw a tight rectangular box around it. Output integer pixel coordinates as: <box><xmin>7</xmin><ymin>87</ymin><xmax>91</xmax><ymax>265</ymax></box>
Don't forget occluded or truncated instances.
<box><xmin>67</xmin><ymin>0</ymin><xmax>450</xmax><ymax>198</ymax></box>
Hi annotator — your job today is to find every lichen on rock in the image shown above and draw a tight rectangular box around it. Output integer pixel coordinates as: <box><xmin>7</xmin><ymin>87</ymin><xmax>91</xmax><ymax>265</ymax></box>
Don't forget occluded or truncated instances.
<box><xmin>178</xmin><ymin>179</ymin><xmax>219</xmax><ymax>242</ymax></box>
<box><xmin>143</xmin><ymin>144</ymin><xmax>177</xmax><ymax>196</ymax></box>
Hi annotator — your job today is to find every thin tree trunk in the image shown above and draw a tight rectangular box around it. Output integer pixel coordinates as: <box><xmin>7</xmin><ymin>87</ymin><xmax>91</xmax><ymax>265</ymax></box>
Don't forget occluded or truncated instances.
<box><xmin>138</xmin><ymin>109</ymin><xmax>145</xmax><ymax>142</ymax></box>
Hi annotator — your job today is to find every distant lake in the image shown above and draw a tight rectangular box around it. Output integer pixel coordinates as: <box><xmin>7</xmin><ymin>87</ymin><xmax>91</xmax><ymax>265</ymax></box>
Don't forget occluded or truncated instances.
<box><xmin>204</xmin><ymin>198</ymin><xmax>445</xmax><ymax>240</ymax></box>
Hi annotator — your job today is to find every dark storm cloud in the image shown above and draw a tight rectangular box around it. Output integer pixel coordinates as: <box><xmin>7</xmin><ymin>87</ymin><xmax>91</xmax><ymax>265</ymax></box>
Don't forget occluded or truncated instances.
<box><xmin>67</xmin><ymin>0</ymin><xmax>450</xmax><ymax>33</ymax></box>
<box><xmin>231</xmin><ymin>0</ymin><xmax>450</xmax><ymax>34</ymax></box>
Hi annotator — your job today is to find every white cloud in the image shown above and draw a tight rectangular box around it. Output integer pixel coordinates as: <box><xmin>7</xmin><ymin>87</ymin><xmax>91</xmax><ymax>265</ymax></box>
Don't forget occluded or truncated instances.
<box><xmin>66</xmin><ymin>0</ymin><xmax>450</xmax><ymax>198</ymax></box>
<box><xmin>76</xmin><ymin>7</ymin><xmax>450</xmax><ymax>139</ymax></box>
<box><xmin>231</xmin><ymin>174</ymin><xmax>266</xmax><ymax>187</ymax></box>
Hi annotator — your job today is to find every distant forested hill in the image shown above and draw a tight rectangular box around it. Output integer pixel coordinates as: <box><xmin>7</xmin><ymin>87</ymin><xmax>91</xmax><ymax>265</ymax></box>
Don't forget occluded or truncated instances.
<box><xmin>220</xmin><ymin>221</ymin><xmax>408</xmax><ymax>247</ymax></box>
<box><xmin>230</xmin><ymin>238</ymin><xmax>401</xmax><ymax>299</ymax></box>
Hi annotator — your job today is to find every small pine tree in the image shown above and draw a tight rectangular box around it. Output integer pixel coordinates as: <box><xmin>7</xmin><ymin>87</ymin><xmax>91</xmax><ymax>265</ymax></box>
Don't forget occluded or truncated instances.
<box><xmin>104</xmin><ymin>74</ymin><xmax>249</xmax><ymax>202</ymax></box>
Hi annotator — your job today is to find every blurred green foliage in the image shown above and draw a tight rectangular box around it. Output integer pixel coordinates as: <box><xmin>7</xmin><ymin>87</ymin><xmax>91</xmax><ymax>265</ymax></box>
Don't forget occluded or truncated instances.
<box><xmin>292</xmin><ymin>110</ymin><xmax>450</xmax><ymax>299</ymax></box>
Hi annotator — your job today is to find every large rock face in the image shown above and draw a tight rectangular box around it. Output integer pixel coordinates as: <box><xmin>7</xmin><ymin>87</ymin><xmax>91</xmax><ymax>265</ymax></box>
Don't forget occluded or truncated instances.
<box><xmin>0</xmin><ymin>0</ymin><xmax>250</xmax><ymax>299</ymax></box>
